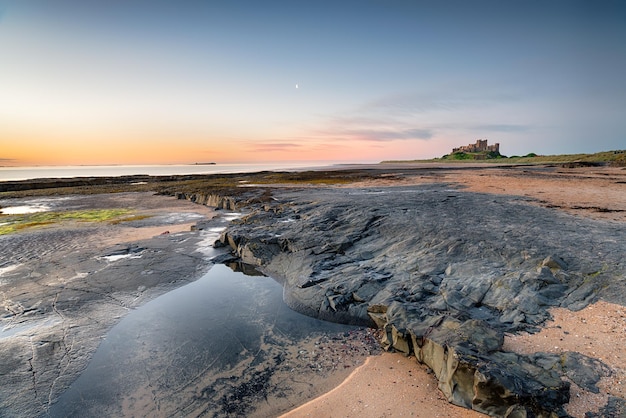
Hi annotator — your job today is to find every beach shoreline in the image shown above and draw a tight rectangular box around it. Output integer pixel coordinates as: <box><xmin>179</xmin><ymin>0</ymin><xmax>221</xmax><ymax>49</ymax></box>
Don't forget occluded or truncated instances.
<box><xmin>1</xmin><ymin>164</ymin><xmax>624</xmax><ymax>417</ymax></box>
<box><xmin>274</xmin><ymin>164</ymin><xmax>625</xmax><ymax>418</ymax></box>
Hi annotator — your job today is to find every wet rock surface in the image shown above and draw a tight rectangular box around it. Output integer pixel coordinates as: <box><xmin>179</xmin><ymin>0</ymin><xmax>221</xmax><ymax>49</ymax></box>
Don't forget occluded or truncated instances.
<box><xmin>219</xmin><ymin>185</ymin><xmax>626</xmax><ymax>417</ymax></box>
<box><xmin>0</xmin><ymin>193</ymin><xmax>217</xmax><ymax>417</ymax></box>
<box><xmin>0</xmin><ymin>191</ymin><xmax>380</xmax><ymax>418</ymax></box>
<box><xmin>2</xmin><ymin>168</ymin><xmax>625</xmax><ymax>417</ymax></box>
<box><xmin>46</xmin><ymin>264</ymin><xmax>380</xmax><ymax>418</ymax></box>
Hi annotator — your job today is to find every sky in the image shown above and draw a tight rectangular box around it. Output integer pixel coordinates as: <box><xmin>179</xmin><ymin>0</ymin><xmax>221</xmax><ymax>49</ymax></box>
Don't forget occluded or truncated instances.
<box><xmin>1</xmin><ymin>0</ymin><xmax>625</xmax><ymax>166</ymax></box>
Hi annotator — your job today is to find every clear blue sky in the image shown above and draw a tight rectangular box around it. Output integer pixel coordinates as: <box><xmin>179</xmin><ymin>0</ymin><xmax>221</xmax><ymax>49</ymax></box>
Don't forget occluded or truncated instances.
<box><xmin>1</xmin><ymin>0</ymin><xmax>624</xmax><ymax>165</ymax></box>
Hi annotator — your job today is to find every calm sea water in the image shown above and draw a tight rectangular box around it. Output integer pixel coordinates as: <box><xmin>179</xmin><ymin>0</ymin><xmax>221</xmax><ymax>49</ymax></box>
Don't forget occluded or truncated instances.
<box><xmin>0</xmin><ymin>162</ymin><xmax>336</xmax><ymax>182</ymax></box>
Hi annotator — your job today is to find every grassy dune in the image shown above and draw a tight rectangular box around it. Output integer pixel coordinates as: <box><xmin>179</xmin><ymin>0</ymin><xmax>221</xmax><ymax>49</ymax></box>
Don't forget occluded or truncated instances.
<box><xmin>383</xmin><ymin>150</ymin><xmax>626</xmax><ymax>166</ymax></box>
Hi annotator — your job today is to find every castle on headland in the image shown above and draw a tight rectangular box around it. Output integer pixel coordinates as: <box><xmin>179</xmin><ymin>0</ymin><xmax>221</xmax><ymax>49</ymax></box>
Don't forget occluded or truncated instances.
<box><xmin>452</xmin><ymin>139</ymin><xmax>499</xmax><ymax>154</ymax></box>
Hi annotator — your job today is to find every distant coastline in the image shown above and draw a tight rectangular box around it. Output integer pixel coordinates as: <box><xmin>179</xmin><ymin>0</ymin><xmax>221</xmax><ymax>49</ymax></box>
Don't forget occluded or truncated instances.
<box><xmin>0</xmin><ymin>162</ymin><xmax>331</xmax><ymax>183</ymax></box>
<box><xmin>382</xmin><ymin>149</ymin><xmax>626</xmax><ymax>166</ymax></box>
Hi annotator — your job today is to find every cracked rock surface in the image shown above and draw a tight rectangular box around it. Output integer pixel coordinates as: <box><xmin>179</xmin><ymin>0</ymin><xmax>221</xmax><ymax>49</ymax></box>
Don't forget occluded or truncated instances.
<box><xmin>0</xmin><ymin>193</ymin><xmax>215</xmax><ymax>417</ymax></box>
<box><xmin>1</xmin><ymin>190</ymin><xmax>379</xmax><ymax>418</ymax></box>
<box><xmin>219</xmin><ymin>184</ymin><xmax>626</xmax><ymax>417</ymax></box>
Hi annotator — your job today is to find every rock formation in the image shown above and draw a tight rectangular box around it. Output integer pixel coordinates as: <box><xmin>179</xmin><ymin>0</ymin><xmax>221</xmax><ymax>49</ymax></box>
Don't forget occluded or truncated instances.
<box><xmin>213</xmin><ymin>185</ymin><xmax>625</xmax><ymax>417</ymax></box>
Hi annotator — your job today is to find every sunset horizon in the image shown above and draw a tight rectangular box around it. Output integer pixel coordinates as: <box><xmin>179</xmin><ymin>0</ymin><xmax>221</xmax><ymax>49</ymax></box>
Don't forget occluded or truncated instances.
<box><xmin>1</xmin><ymin>2</ymin><xmax>625</xmax><ymax>415</ymax></box>
<box><xmin>2</xmin><ymin>0</ymin><xmax>624</xmax><ymax>167</ymax></box>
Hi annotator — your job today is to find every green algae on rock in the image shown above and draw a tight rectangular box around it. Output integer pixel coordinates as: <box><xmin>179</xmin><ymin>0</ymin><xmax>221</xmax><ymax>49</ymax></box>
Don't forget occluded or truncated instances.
<box><xmin>0</xmin><ymin>209</ymin><xmax>134</xmax><ymax>235</ymax></box>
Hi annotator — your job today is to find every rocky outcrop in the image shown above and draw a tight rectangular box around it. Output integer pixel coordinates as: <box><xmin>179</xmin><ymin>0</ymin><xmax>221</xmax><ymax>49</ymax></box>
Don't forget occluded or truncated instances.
<box><xmin>175</xmin><ymin>192</ymin><xmax>239</xmax><ymax>210</ymax></box>
<box><xmin>216</xmin><ymin>185</ymin><xmax>626</xmax><ymax>416</ymax></box>
<box><xmin>173</xmin><ymin>188</ymin><xmax>276</xmax><ymax>211</ymax></box>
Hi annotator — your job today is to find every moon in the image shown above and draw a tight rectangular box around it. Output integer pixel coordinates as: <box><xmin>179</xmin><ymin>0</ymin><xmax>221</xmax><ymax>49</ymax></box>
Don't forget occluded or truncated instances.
<box><xmin>295</xmin><ymin>83</ymin><xmax>299</xmax><ymax>89</ymax></box>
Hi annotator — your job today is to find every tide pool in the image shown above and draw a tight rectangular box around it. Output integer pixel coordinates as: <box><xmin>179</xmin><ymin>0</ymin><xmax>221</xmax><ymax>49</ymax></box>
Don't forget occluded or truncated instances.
<box><xmin>48</xmin><ymin>263</ymin><xmax>361</xmax><ymax>417</ymax></box>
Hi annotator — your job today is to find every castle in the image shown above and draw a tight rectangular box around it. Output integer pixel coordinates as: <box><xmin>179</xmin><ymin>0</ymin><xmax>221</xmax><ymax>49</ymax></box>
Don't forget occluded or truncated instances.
<box><xmin>452</xmin><ymin>139</ymin><xmax>499</xmax><ymax>154</ymax></box>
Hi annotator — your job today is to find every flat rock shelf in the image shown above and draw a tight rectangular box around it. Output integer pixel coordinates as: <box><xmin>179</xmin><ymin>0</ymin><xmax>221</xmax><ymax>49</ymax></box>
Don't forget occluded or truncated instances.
<box><xmin>218</xmin><ymin>184</ymin><xmax>626</xmax><ymax>417</ymax></box>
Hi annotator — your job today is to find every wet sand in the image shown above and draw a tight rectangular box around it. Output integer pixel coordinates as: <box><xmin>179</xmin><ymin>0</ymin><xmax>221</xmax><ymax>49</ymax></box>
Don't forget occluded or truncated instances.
<box><xmin>281</xmin><ymin>352</ymin><xmax>486</xmax><ymax>418</ymax></box>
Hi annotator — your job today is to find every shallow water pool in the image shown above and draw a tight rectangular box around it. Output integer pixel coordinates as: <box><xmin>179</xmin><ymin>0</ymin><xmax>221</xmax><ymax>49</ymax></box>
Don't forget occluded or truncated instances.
<box><xmin>48</xmin><ymin>263</ymin><xmax>359</xmax><ymax>417</ymax></box>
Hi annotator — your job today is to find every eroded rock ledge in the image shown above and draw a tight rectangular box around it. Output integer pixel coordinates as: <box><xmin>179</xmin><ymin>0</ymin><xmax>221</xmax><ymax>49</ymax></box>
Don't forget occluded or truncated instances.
<box><xmin>208</xmin><ymin>185</ymin><xmax>625</xmax><ymax>417</ymax></box>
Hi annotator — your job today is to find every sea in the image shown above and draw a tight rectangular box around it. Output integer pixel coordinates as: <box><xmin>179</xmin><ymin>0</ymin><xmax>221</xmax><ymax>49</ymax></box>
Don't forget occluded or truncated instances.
<box><xmin>0</xmin><ymin>162</ymin><xmax>340</xmax><ymax>182</ymax></box>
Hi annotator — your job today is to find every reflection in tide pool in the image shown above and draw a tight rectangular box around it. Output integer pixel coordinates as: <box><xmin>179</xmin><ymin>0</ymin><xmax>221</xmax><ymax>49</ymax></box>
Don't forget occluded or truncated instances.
<box><xmin>49</xmin><ymin>264</ymin><xmax>360</xmax><ymax>417</ymax></box>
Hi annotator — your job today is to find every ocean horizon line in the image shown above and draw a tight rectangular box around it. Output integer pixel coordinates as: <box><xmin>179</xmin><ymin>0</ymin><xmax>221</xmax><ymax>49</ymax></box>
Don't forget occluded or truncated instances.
<box><xmin>0</xmin><ymin>161</ymin><xmax>361</xmax><ymax>183</ymax></box>
<box><xmin>0</xmin><ymin>160</ymin><xmax>343</xmax><ymax>168</ymax></box>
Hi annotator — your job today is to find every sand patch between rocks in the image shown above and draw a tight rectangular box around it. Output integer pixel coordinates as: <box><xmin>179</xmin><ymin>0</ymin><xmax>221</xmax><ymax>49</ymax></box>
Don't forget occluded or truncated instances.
<box><xmin>280</xmin><ymin>352</ymin><xmax>486</xmax><ymax>418</ymax></box>
<box><xmin>281</xmin><ymin>301</ymin><xmax>625</xmax><ymax>418</ymax></box>
<box><xmin>503</xmin><ymin>301</ymin><xmax>626</xmax><ymax>417</ymax></box>
<box><xmin>98</xmin><ymin>222</ymin><xmax>199</xmax><ymax>246</ymax></box>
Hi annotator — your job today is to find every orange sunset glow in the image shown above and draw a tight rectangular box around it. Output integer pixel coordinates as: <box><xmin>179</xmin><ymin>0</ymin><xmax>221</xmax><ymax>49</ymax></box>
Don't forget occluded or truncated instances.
<box><xmin>1</xmin><ymin>1</ymin><xmax>624</xmax><ymax>167</ymax></box>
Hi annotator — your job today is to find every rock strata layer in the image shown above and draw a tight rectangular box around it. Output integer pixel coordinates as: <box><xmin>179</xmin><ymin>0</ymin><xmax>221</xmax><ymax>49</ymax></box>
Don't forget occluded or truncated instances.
<box><xmin>215</xmin><ymin>185</ymin><xmax>626</xmax><ymax>417</ymax></box>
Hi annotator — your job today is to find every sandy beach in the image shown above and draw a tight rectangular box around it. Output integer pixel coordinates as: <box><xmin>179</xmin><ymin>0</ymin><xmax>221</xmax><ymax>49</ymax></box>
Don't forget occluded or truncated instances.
<box><xmin>281</xmin><ymin>352</ymin><xmax>486</xmax><ymax>418</ymax></box>
<box><xmin>1</xmin><ymin>164</ymin><xmax>625</xmax><ymax>417</ymax></box>
<box><xmin>279</xmin><ymin>300</ymin><xmax>625</xmax><ymax>418</ymax></box>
